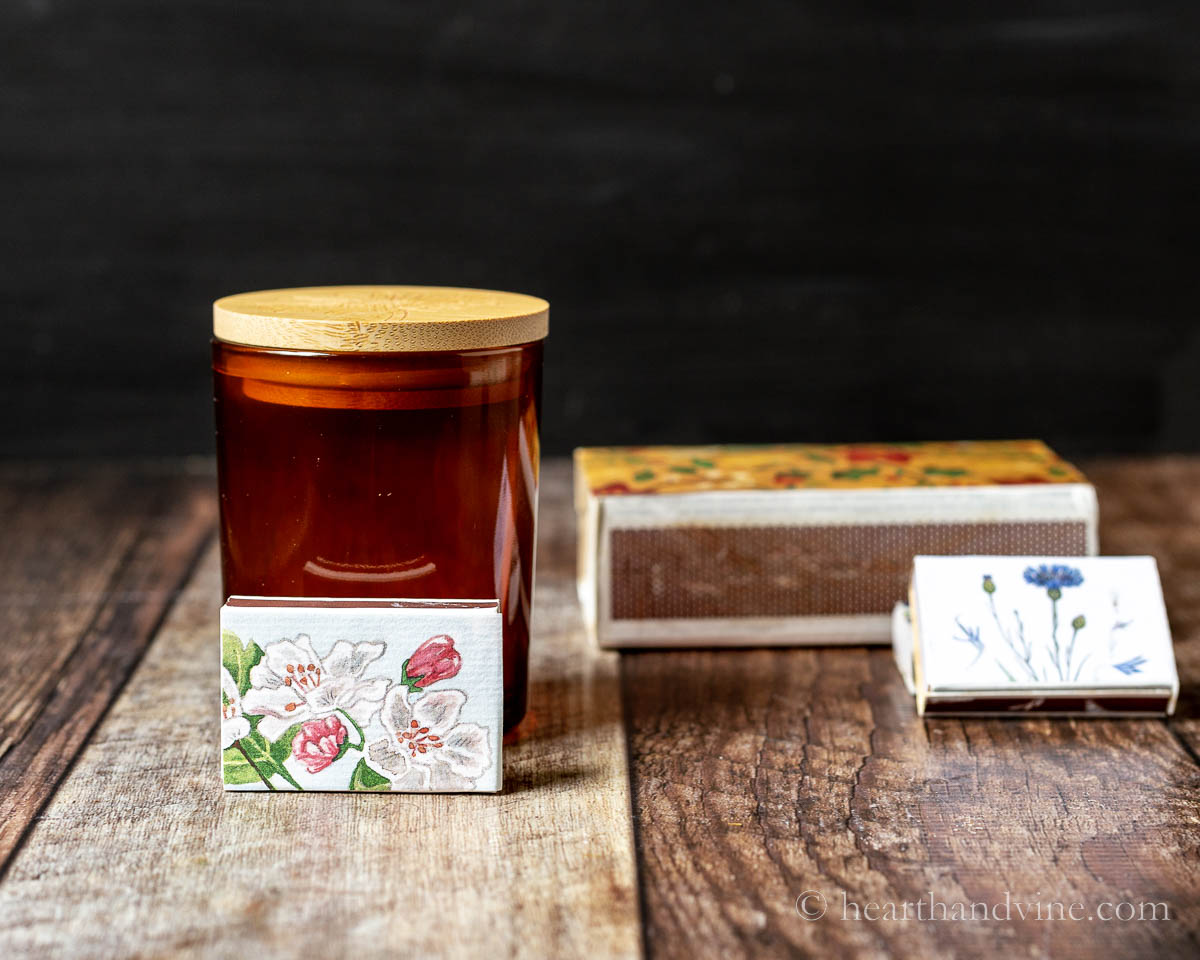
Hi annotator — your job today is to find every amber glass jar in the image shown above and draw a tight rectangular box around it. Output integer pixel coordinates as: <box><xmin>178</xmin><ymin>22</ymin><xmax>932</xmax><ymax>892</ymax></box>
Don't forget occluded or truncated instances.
<box><xmin>212</xmin><ymin>286</ymin><xmax>547</xmax><ymax>732</ymax></box>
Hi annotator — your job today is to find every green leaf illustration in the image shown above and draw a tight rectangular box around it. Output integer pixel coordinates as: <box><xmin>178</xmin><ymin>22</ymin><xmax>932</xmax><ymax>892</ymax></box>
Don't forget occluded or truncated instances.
<box><xmin>239</xmin><ymin>731</ymin><xmax>275</xmax><ymax>769</ymax></box>
<box><xmin>923</xmin><ymin>467</ymin><xmax>967</xmax><ymax>477</ymax></box>
<box><xmin>222</xmin><ymin>745</ymin><xmax>266</xmax><ymax>784</ymax></box>
<box><xmin>691</xmin><ymin>458</ymin><xmax>715</xmax><ymax>468</ymax></box>
<box><xmin>832</xmin><ymin>467</ymin><xmax>879</xmax><ymax>480</ymax></box>
<box><xmin>223</xmin><ymin>731</ymin><xmax>282</xmax><ymax>788</ymax></box>
<box><xmin>400</xmin><ymin>658</ymin><xmax>425</xmax><ymax>693</ymax></box>
<box><xmin>633</xmin><ymin>469</ymin><xmax>655</xmax><ymax>482</ymax></box>
<box><xmin>222</xmin><ymin>631</ymin><xmax>264</xmax><ymax>697</ymax></box>
<box><xmin>668</xmin><ymin>465</ymin><xmax>696</xmax><ymax>474</ymax></box>
<box><xmin>349</xmin><ymin>757</ymin><xmax>391</xmax><ymax>792</ymax></box>
<box><xmin>247</xmin><ymin>731</ymin><xmax>304</xmax><ymax>789</ymax></box>
<box><xmin>269</xmin><ymin>723</ymin><xmax>304</xmax><ymax>767</ymax></box>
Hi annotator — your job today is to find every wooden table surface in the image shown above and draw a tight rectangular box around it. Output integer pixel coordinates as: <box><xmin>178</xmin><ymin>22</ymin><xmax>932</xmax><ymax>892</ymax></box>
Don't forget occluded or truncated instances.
<box><xmin>0</xmin><ymin>457</ymin><xmax>1197</xmax><ymax>959</ymax></box>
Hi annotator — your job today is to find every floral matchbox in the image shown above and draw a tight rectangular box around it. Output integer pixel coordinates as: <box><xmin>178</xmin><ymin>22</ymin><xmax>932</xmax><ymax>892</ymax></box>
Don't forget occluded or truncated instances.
<box><xmin>220</xmin><ymin>597</ymin><xmax>503</xmax><ymax>792</ymax></box>
<box><xmin>894</xmin><ymin>556</ymin><xmax>1178</xmax><ymax>716</ymax></box>
<box><xmin>575</xmin><ymin>441</ymin><xmax>1098</xmax><ymax>648</ymax></box>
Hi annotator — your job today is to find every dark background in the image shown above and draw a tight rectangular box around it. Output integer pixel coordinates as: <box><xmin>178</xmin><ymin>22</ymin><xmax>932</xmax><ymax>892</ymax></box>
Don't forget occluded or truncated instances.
<box><xmin>4</xmin><ymin>1</ymin><xmax>1199</xmax><ymax>459</ymax></box>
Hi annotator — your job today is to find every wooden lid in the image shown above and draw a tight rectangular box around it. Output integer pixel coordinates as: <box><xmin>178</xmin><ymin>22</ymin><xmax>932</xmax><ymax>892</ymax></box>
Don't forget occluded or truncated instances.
<box><xmin>213</xmin><ymin>285</ymin><xmax>549</xmax><ymax>352</ymax></box>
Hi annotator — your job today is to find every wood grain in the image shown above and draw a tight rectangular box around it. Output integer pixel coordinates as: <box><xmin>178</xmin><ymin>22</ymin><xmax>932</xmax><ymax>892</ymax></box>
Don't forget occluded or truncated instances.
<box><xmin>0</xmin><ymin>462</ymin><xmax>216</xmax><ymax>869</ymax></box>
<box><xmin>4</xmin><ymin>456</ymin><xmax>1200</xmax><ymax>959</ymax></box>
<box><xmin>0</xmin><ymin>461</ymin><xmax>641</xmax><ymax>959</ymax></box>
<box><xmin>214</xmin><ymin>285</ymin><xmax>549</xmax><ymax>353</ymax></box>
<box><xmin>1084</xmin><ymin>458</ymin><xmax>1200</xmax><ymax>758</ymax></box>
<box><xmin>624</xmin><ymin>457</ymin><xmax>1200</xmax><ymax>959</ymax></box>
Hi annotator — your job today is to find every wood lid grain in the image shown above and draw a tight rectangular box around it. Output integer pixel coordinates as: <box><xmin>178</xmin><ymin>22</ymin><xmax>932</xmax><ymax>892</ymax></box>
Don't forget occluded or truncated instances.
<box><xmin>213</xmin><ymin>285</ymin><xmax>549</xmax><ymax>353</ymax></box>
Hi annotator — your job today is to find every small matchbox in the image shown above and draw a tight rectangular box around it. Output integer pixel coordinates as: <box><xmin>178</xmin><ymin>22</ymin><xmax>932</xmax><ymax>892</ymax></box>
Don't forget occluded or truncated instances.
<box><xmin>220</xmin><ymin>597</ymin><xmax>504</xmax><ymax>792</ymax></box>
<box><xmin>895</xmin><ymin>556</ymin><xmax>1178</xmax><ymax>716</ymax></box>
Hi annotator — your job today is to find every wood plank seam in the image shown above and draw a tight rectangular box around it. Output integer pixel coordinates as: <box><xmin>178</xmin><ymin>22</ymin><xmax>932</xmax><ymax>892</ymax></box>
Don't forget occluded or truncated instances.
<box><xmin>1166</xmin><ymin>723</ymin><xmax>1200</xmax><ymax>768</ymax></box>
<box><xmin>0</xmin><ymin>501</ymin><xmax>216</xmax><ymax>876</ymax></box>
<box><xmin>621</xmin><ymin>656</ymin><xmax>654</xmax><ymax>960</ymax></box>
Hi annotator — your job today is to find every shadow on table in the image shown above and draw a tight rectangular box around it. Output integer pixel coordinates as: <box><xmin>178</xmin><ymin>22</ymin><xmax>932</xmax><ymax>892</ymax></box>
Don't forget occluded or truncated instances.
<box><xmin>500</xmin><ymin>762</ymin><xmax>599</xmax><ymax>794</ymax></box>
<box><xmin>494</xmin><ymin>671</ymin><xmax>626</xmax><ymax>794</ymax></box>
<box><xmin>1168</xmin><ymin>679</ymin><xmax>1199</xmax><ymax>720</ymax></box>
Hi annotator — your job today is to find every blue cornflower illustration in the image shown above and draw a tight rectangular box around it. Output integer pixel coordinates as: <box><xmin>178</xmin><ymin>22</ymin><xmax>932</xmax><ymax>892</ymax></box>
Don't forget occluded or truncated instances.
<box><xmin>1023</xmin><ymin>564</ymin><xmax>1085</xmax><ymax>593</ymax></box>
<box><xmin>1023</xmin><ymin>564</ymin><xmax>1084</xmax><ymax>681</ymax></box>
<box><xmin>980</xmin><ymin>573</ymin><xmax>1037</xmax><ymax>681</ymax></box>
<box><xmin>1113</xmin><ymin>655</ymin><xmax>1148</xmax><ymax>676</ymax></box>
<box><xmin>973</xmin><ymin>568</ymin><xmax>1142</xmax><ymax>685</ymax></box>
<box><xmin>953</xmin><ymin>617</ymin><xmax>984</xmax><ymax>666</ymax></box>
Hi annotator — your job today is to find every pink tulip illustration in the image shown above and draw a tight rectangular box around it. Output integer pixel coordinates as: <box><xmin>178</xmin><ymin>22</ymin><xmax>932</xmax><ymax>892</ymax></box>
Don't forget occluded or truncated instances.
<box><xmin>404</xmin><ymin>635</ymin><xmax>461</xmax><ymax>689</ymax></box>
<box><xmin>291</xmin><ymin>715</ymin><xmax>347</xmax><ymax>774</ymax></box>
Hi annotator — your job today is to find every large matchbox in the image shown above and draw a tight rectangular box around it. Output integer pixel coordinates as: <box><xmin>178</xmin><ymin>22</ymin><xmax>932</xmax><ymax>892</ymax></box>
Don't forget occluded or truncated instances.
<box><xmin>575</xmin><ymin>441</ymin><xmax>1098</xmax><ymax>648</ymax></box>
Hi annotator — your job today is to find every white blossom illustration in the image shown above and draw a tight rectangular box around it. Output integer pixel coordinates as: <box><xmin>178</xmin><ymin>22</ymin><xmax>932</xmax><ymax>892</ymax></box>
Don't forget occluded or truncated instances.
<box><xmin>365</xmin><ymin>686</ymin><xmax>491</xmax><ymax>791</ymax></box>
<box><xmin>220</xmin><ymin>665</ymin><xmax>250</xmax><ymax>749</ymax></box>
<box><xmin>242</xmin><ymin>634</ymin><xmax>390</xmax><ymax>741</ymax></box>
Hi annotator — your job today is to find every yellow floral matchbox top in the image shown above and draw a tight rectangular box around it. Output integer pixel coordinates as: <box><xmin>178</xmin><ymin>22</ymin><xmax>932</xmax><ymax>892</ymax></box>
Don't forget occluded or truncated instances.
<box><xmin>574</xmin><ymin>440</ymin><xmax>1087</xmax><ymax>495</ymax></box>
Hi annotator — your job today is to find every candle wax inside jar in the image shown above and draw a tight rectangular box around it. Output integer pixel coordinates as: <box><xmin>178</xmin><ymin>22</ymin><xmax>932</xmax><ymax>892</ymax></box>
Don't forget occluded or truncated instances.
<box><xmin>213</xmin><ymin>340</ymin><xmax>542</xmax><ymax>733</ymax></box>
